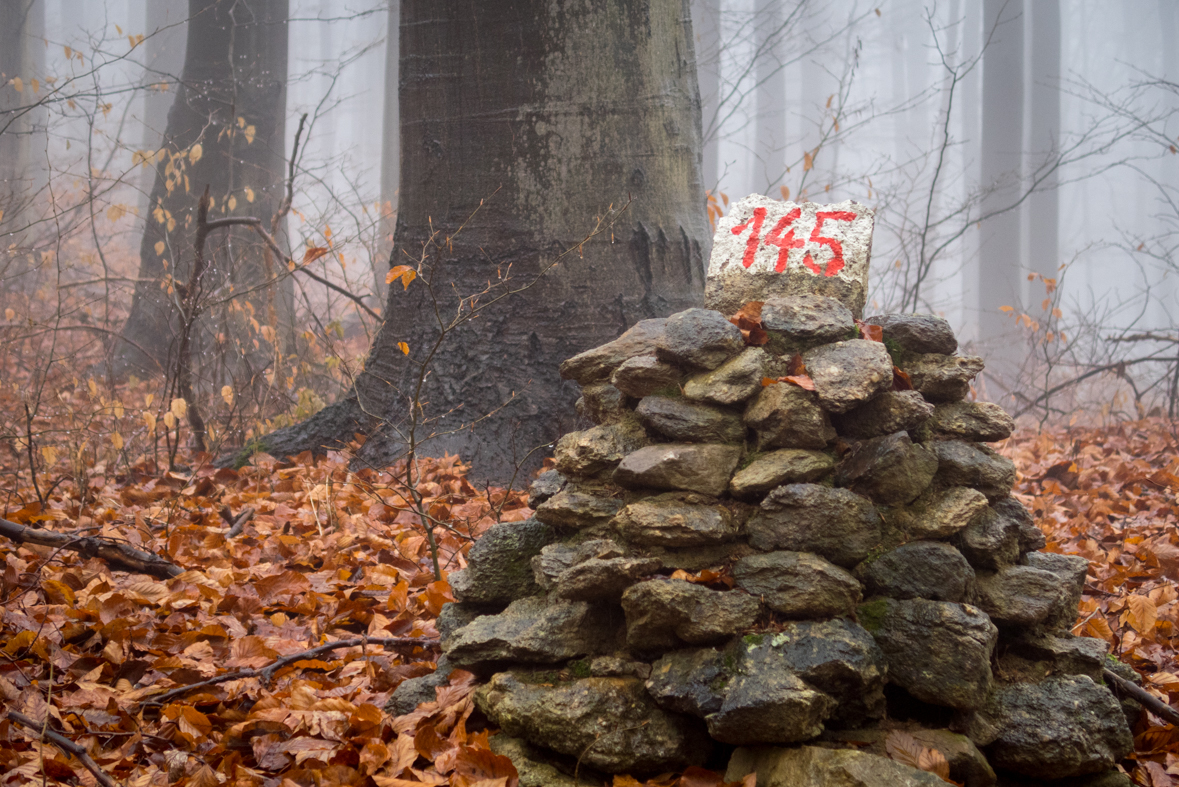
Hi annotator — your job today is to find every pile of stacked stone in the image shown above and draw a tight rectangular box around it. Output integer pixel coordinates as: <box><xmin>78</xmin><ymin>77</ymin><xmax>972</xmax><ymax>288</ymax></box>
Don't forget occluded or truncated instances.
<box><xmin>386</xmin><ymin>197</ymin><xmax>1138</xmax><ymax>787</ymax></box>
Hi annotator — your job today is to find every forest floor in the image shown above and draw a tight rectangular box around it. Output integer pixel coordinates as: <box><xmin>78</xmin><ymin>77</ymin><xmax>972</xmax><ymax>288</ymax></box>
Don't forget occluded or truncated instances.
<box><xmin>1</xmin><ymin>371</ymin><xmax>1178</xmax><ymax>785</ymax></box>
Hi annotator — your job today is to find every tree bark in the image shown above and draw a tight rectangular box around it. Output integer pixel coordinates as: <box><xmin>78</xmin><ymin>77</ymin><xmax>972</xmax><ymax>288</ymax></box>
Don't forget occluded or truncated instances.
<box><xmin>375</xmin><ymin>0</ymin><xmax>399</xmax><ymax>304</ymax></box>
<box><xmin>0</xmin><ymin>0</ymin><xmax>44</xmax><ymax>284</ymax></box>
<box><xmin>1027</xmin><ymin>0</ymin><xmax>1059</xmax><ymax>286</ymax></box>
<box><xmin>139</xmin><ymin>0</ymin><xmax>189</xmax><ymax>216</ymax></box>
<box><xmin>693</xmin><ymin>0</ymin><xmax>721</xmax><ymax>194</ymax></box>
<box><xmin>977</xmin><ymin>0</ymin><xmax>1024</xmax><ymax>373</ymax></box>
<box><xmin>112</xmin><ymin>0</ymin><xmax>293</xmax><ymax>381</ymax></box>
<box><xmin>250</xmin><ymin>0</ymin><xmax>709</xmax><ymax>483</ymax></box>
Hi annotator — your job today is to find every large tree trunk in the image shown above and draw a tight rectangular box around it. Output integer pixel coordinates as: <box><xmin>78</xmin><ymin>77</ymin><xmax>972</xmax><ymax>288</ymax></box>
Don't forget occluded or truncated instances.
<box><xmin>253</xmin><ymin>0</ymin><xmax>709</xmax><ymax>483</ymax></box>
<box><xmin>139</xmin><ymin>0</ymin><xmax>188</xmax><ymax>215</ymax></box>
<box><xmin>112</xmin><ymin>0</ymin><xmax>292</xmax><ymax>381</ymax></box>
<box><xmin>977</xmin><ymin>0</ymin><xmax>1024</xmax><ymax>376</ymax></box>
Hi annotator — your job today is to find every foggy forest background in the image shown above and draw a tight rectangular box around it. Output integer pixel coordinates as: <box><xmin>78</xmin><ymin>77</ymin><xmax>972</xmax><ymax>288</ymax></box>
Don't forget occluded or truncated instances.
<box><xmin>3</xmin><ymin>0</ymin><xmax>1179</xmax><ymax>447</ymax></box>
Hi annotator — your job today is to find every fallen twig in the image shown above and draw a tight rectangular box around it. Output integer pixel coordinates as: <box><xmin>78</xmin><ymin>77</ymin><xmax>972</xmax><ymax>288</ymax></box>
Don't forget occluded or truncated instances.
<box><xmin>1104</xmin><ymin>667</ymin><xmax>1179</xmax><ymax>727</ymax></box>
<box><xmin>225</xmin><ymin>506</ymin><xmax>255</xmax><ymax>538</ymax></box>
<box><xmin>8</xmin><ymin>710</ymin><xmax>120</xmax><ymax>787</ymax></box>
<box><xmin>138</xmin><ymin>635</ymin><xmax>439</xmax><ymax>706</ymax></box>
<box><xmin>0</xmin><ymin>517</ymin><xmax>183</xmax><ymax>579</ymax></box>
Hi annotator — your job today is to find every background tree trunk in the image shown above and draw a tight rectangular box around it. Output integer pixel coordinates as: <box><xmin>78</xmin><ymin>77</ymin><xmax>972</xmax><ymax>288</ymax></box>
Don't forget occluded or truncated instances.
<box><xmin>254</xmin><ymin>0</ymin><xmax>709</xmax><ymax>482</ymax></box>
<box><xmin>139</xmin><ymin>0</ymin><xmax>188</xmax><ymax>217</ymax></box>
<box><xmin>376</xmin><ymin>0</ymin><xmax>399</xmax><ymax>304</ymax></box>
<box><xmin>1027</xmin><ymin>0</ymin><xmax>1060</xmax><ymax>286</ymax></box>
<box><xmin>692</xmin><ymin>0</ymin><xmax>721</xmax><ymax>195</ymax></box>
<box><xmin>753</xmin><ymin>0</ymin><xmax>785</xmax><ymax>194</ymax></box>
<box><xmin>113</xmin><ymin>0</ymin><xmax>292</xmax><ymax>381</ymax></box>
<box><xmin>0</xmin><ymin>0</ymin><xmax>44</xmax><ymax>284</ymax></box>
<box><xmin>977</xmin><ymin>0</ymin><xmax>1024</xmax><ymax>376</ymax></box>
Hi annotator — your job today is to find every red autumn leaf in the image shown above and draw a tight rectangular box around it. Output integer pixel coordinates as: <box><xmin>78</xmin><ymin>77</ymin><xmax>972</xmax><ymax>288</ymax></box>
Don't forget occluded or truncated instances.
<box><xmin>451</xmin><ymin>745</ymin><xmax>520</xmax><ymax>787</ymax></box>
<box><xmin>893</xmin><ymin>366</ymin><xmax>913</xmax><ymax>391</ymax></box>
<box><xmin>783</xmin><ymin>374</ymin><xmax>816</xmax><ymax>391</ymax></box>
<box><xmin>677</xmin><ymin>766</ymin><xmax>726</xmax><ymax>787</ymax></box>
<box><xmin>301</xmin><ymin>245</ymin><xmax>330</xmax><ymax>265</ymax></box>
<box><xmin>728</xmin><ymin>301</ymin><xmax>768</xmax><ymax>346</ymax></box>
<box><xmin>856</xmin><ymin>319</ymin><xmax>884</xmax><ymax>342</ymax></box>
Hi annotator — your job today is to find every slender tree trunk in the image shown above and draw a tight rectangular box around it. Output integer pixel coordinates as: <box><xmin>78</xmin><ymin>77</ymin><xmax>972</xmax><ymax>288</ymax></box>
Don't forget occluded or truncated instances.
<box><xmin>0</xmin><ymin>0</ymin><xmax>44</xmax><ymax>285</ymax></box>
<box><xmin>978</xmin><ymin>0</ymin><xmax>1024</xmax><ymax>372</ymax></box>
<box><xmin>113</xmin><ymin>0</ymin><xmax>293</xmax><ymax>382</ymax></box>
<box><xmin>692</xmin><ymin>0</ymin><xmax>720</xmax><ymax>195</ymax></box>
<box><xmin>253</xmin><ymin>0</ymin><xmax>709</xmax><ymax>483</ymax></box>
<box><xmin>753</xmin><ymin>0</ymin><xmax>785</xmax><ymax>194</ymax></box>
<box><xmin>1027</xmin><ymin>0</ymin><xmax>1059</xmax><ymax>288</ymax></box>
<box><xmin>376</xmin><ymin>0</ymin><xmax>399</xmax><ymax>303</ymax></box>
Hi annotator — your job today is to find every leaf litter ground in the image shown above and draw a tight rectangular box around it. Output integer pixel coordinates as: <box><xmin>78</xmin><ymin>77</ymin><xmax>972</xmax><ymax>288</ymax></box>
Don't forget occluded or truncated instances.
<box><xmin>3</xmin><ymin>405</ymin><xmax>1179</xmax><ymax>786</ymax></box>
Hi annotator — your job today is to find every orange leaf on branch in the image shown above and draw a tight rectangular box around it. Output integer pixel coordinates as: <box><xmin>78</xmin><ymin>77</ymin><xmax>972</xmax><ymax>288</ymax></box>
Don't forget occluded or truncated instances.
<box><xmin>387</xmin><ymin>264</ymin><xmax>417</xmax><ymax>289</ymax></box>
<box><xmin>302</xmin><ymin>245</ymin><xmax>330</xmax><ymax>265</ymax></box>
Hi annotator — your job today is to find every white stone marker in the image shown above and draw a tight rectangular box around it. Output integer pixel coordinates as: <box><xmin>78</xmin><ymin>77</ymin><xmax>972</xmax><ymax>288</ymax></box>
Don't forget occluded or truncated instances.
<box><xmin>705</xmin><ymin>194</ymin><xmax>874</xmax><ymax>317</ymax></box>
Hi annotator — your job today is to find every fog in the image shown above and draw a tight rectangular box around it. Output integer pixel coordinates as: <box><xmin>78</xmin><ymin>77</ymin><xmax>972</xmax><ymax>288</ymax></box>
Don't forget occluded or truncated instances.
<box><xmin>3</xmin><ymin>0</ymin><xmax>1177</xmax><ymax>411</ymax></box>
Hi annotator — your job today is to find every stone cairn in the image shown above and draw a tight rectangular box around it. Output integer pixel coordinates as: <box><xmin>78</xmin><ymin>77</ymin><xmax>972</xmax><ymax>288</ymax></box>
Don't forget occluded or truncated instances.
<box><xmin>388</xmin><ymin>196</ymin><xmax>1138</xmax><ymax>787</ymax></box>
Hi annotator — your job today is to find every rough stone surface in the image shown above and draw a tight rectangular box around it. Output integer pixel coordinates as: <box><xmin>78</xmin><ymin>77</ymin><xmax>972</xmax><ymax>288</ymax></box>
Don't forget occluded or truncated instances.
<box><xmin>640</xmin><ymin>541</ymin><xmax>757</xmax><ymax>572</ymax></box>
<box><xmin>962</xmin><ymin>675</ymin><xmax>1133</xmax><ymax>779</ymax></box>
<box><xmin>953</xmin><ymin>506</ymin><xmax>1022</xmax><ymax>571</ymax></box>
<box><xmin>748</xmin><ymin>484</ymin><xmax>883</xmax><ymax>568</ymax></box>
<box><xmin>859</xmin><ymin>598</ymin><xmax>997</xmax><ymax>711</ymax></box>
<box><xmin>705</xmin><ymin>196</ymin><xmax>875</xmax><ymax>317</ymax></box>
<box><xmin>729</xmin><ymin>449</ymin><xmax>835</xmax><ymax>499</ymax></box>
<box><xmin>831</xmin><ymin>390</ymin><xmax>935</xmax><ymax>440</ymax></box>
<box><xmin>613</xmin><ymin>492</ymin><xmax>741</xmax><ymax>547</ymax></box>
<box><xmin>656</xmin><ymin>308</ymin><xmax>745</xmax><ymax>371</ymax></box>
<box><xmin>742</xmin><ymin>619</ymin><xmax>888</xmax><ymax>727</ymax></box>
<box><xmin>488</xmin><ymin>735</ymin><xmax>588</xmax><ymax>787</ymax></box>
<box><xmin>622</xmin><ymin>579</ymin><xmax>759</xmax><ymax>651</ymax></box>
<box><xmin>635</xmin><ymin>396</ymin><xmax>745</xmax><ymax>444</ymax></box>
<box><xmin>901</xmin><ymin>353</ymin><xmax>985</xmax><ymax>403</ymax></box>
<box><xmin>836</xmin><ymin>432</ymin><xmax>939</xmax><ymax>505</ymax></box>
<box><xmin>1002</xmin><ymin>634</ymin><xmax>1109</xmax><ymax>683</ymax></box>
<box><xmin>804</xmin><ymin>340</ymin><xmax>895</xmax><ymax>413</ymax></box>
<box><xmin>446</xmin><ymin>597</ymin><xmax>620</xmax><ymax>669</ymax></box>
<box><xmin>821</xmin><ymin>727</ymin><xmax>997</xmax><ymax>787</ymax></box>
<box><xmin>610</xmin><ymin>355</ymin><xmax>683</xmax><ymax>399</ymax></box>
<box><xmin>975</xmin><ymin>566</ymin><xmax>1069</xmax><ymax>627</ymax></box>
<box><xmin>733</xmin><ymin>551</ymin><xmax>862</xmax><ymax>618</ymax></box>
<box><xmin>683</xmin><ymin>347</ymin><xmax>777</xmax><ymax>405</ymax></box>
<box><xmin>887</xmin><ymin>486</ymin><xmax>990</xmax><ymax>540</ymax></box>
<box><xmin>993</xmin><ymin>496</ymin><xmax>1047</xmax><ymax>553</ymax></box>
<box><xmin>933</xmin><ymin>441</ymin><xmax>1017</xmax><ymax>500</ymax></box>
<box><xmin>448</xmin><ymin>519</ymin><xmax>554</xmax><ymax>605</ymax></box>
<box><xmin>575</xmin><ymin>381</ymin><xmax>630</xmax><ymax>424</ymax></box>
<box><xmin>475</xmin><ymin>672</ymin><xmax>711</xmax><ymax>773</ymax></box>
<box><xmin>553</xmin><ymin>419</ymin><xmax>648</xmax><ymax>477</ymax></box>
<box><xmin>589</xmin><ymin>655</ymin><xmax>652</xmax><ymax>680</ymax></box>
<box><xmin>531</xmin><ymin>539</ymin><xmax>626</xmax><ymax>592</ymax></box>
<box><xmin>436</xmin><ymin>603</ymin><xmax>483</xmax><ymax>648</ymax></box>
<box><xmin>761</xmin><ymin>295</ymin><xmax>857</xmax><ymax>352</ymax></box>
<box><xmin>726</xmin><ymin>745</ymin><xmax>949</xmax><ymax>787</ymax></box>
<box><xmin>614</xmin><ymin>443</ymin><xmax>743</xmax><ymax>497</ymax></box>
<box><xmin>919</xmin><ymin>401</ymin><xmax>1016</xmax><ymax>443</ymax></box>
<box><xmin>745</xmin><ymin>381</ymin><xmax>837</xmax><ymax>450</ymax></box>
<box><xmin>646</xmin><ymin>647</ymin><xmax>727</xmax><ymax>717</ymax></box>
<box><xmin>560</xmin><ymin>318</ymin><xmax>667</xmax><ymax>385</ymax></box>
<box><xmin>866</xmin><ymin>314</ymin><xmax>959</xmax><ymax>355</ymax></box>
<box><xmin>856</xmin><ymin>541</ymin><xmax>975</xmax><ymax>603</ymax></box>
<box><xmin>533</xmin><ymin>486</ymin><xmax>623</xmax><ymax>530</ymax></box>
<box><xmin>527</xmin><ymin>469</ymin><xmax>566</xmax><ymax>509</ymax></box>
<box><xmin>706</xmin><ymin>668</ymin><xmax>835</xmax><ymax>745</ymax></box>
<box><xmin>552</xmin><ymin>555</ymin><xmax>663</xmax><ymax>602</ymax></box>
<box><xmin>1023</xmin><ymin>551</ymin><xmax>1090</xmax><ymax>632</ymax></box>
<box><xmin>385</xmin><ymin>655</ymin><xmax>454</xmax><ymax>716</ymax></box>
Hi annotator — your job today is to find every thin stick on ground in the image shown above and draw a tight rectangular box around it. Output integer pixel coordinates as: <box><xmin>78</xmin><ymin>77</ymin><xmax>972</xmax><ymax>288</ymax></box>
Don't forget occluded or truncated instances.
<box><xmin>1103</xmin><ymin>667</ymin><xmax>1179</xmax><ymax>727</ymax></box>
<box><xmin>138</xmin><ymin>635</ymin><xmax>440</xmax><ymax>706</ymax></box>
<box><xmin>0</xmin><ymin>517</ymin><xmax>183</xmax><ymax>579</ymax></box>
<box><xmin>7</xmin><ymin>711</ymin><xmax>120</xmax><ymax>787</ymax></box>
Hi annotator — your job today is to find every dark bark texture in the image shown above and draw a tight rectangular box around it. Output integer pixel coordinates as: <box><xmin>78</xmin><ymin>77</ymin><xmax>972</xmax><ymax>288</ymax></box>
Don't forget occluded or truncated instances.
<box><xmin>255</xmin><ymin>0</ymin><xmax>709</xmax><ymax>483</ymax></box>
<box><xmin>113</xmin><ymin>0</ymin><xmax>292</xmax><ymax>379</ymax></box>
<box><xmin>0</xmin><ymin>0</ymin><xmax>43</xmax><ymax>283</ymax></box>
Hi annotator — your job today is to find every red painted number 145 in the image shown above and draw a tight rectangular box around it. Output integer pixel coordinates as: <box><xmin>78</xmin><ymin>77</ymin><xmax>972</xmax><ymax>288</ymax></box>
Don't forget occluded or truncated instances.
<box><xmin>731</xmin><ymin>207</ymin><xmax>857</xmax><ymax>276</ymax></box>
